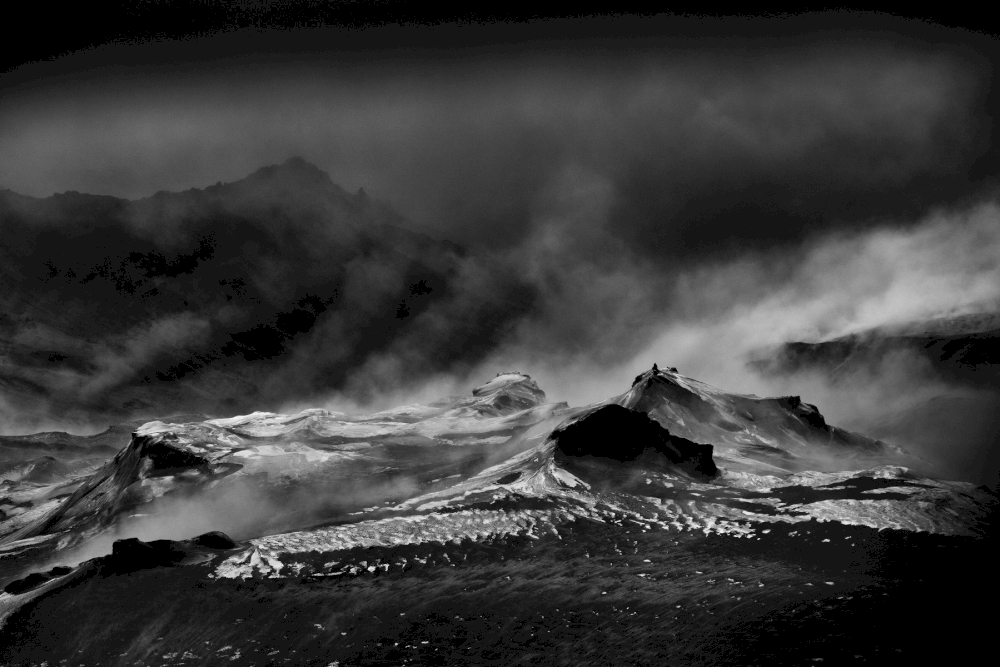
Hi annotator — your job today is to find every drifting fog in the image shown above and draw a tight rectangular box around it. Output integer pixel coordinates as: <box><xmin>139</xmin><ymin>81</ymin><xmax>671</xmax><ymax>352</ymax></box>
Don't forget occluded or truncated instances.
<box><xmin>473</xmin><ymin>198</ymin><xmax>1000</xmax><ymax>485</ymax></box>
<box><xmin>2</xmin><ymin>29</ymin><xmax>1000</xmax><ymax>484</ymax></box>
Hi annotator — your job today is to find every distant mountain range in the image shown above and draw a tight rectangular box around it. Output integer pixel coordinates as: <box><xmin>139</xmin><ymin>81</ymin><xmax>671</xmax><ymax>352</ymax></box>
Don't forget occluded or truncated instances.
<box><xmin>0</xmin><ymin>158</ymin><xmax>533</xmax><ymax>432</ymax></box>
<box><xmin>752</xmin><ymin>310</ymin><xmax>1000</xmax><ymax>390</ymax></box>
<box><xmin>750</xmin><ymin>311</ymin><xmax>1000</xmax><ymax>489</ymax></box>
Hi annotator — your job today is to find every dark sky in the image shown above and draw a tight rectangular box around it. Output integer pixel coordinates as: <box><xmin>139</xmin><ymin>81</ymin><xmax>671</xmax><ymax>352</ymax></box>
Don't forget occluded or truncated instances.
<box><xmin>4</xmin><ymin>12</ymin><xmax>998</xmax><ymax>253</ymax></box>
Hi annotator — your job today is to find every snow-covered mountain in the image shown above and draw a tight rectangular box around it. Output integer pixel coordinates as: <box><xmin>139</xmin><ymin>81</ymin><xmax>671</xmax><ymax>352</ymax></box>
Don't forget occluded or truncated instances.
<box><xmin>1</xmin><ymin>367</ymin><xmax>992</xmax><ymax>662</ymax></box>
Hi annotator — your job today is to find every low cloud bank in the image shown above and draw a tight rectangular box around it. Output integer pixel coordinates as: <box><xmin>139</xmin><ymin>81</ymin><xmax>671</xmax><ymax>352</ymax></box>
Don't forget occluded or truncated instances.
<box><xmin>463</xmin><ymin>199</ymin><xmax>1000</xmax><ymax>485</ymax></box>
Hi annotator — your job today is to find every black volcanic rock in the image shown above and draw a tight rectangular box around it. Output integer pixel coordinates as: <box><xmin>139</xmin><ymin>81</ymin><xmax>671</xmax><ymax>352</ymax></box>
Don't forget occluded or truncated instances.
<box><xmin>2</xmin><ymin>571</ymin><xmax>51</xmax><ymax>595</ymax></box>
<box><xmin>188</xmin><ymin>530</ymin><xmax>238</xmax><ymax>550</ymax></box>
<box><xmin>2</xmin><ymin>565</ymin><xmax>73</xmax><ymax>595</ymax></box>
<box><xmin>109</xmin><ymin>531</ymin><xmax>240</xmax><ymax>571</ymax></box>
<box><xmin>111</xmin><ymin>537</ymin><xmax>187</xmax><ymax>569</ymax></box>
<box><xmin>780</xmin><ymin>395</ymin><xmax>827</xmax><ymax>429</ymax></box>
<box><xmin>551</xmin><ymin>404</ymin><xmax>718</xmax><ymax>479</ymax></box>
<box><xmin>141</xmin><ymin>439</ymin><xmax>210</xmax><ymax>473</ymax></box>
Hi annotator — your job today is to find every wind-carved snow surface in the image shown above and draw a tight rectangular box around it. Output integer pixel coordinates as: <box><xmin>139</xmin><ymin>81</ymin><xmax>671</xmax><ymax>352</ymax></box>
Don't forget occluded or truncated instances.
<box><xmin>0</xmin><ymin>373</ymin><xmax>571</xmax><ymax>553</ymax></box>
<box><xmin>209</xmin><ymin>371</ymin><xmax>992</xmax><ymax>579</ymax></box>
<box><xmin>214</xmin><ymin>454</ymin><xmax>989</xmax><ymax>579</ymax></box>
<box><xmin>0</xmin><ymin>370</ymin><xmax>992</xmax><ymax>585</ymax></box>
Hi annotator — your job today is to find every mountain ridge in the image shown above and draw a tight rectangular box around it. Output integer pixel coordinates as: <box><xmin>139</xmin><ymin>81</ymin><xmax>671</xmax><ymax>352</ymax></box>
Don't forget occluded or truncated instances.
<box><xmin>0</xmin><ymin>366</ymin><xmax>994</xmax><ymax>665</ymax></box>
<box><xmin>0</xmin><ymin>158</ymin><xmax>533</xmax><ymax>433</ymax></box>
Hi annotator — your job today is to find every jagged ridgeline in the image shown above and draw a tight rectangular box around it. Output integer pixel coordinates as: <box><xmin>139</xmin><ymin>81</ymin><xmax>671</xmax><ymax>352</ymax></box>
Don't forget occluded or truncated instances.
<box><xmin>1</xmin><ymin>369</ymin><xmax>989</xmax><ymax>581</ymax></box>
<box><xmin>0</xmin><ymin>373</ymin><xmax>570</xmax><ymax>553</ymax></box>
<box><xmin>0</xmin><ymin>158</ymin><xmax>535</xmax><ymax>428</ymax></box>
<box><xmin>619</xmin><ymin>367</ymin><xmax>897</xmax><ymax>473</ymax></box>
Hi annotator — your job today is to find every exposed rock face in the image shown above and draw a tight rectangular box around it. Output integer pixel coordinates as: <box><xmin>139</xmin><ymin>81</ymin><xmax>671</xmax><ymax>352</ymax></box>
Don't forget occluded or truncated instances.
<box><xmin>2</xmin><ymin>565</ymin><xmax>72</xmax><ymax>596</ymax></box>
<box><xmin>469</xmin><ymin>372</ymin><xmax>548</xmax><ymax>415</ymax></box>
<box><xmin>108</xmin><ymin>530</ymin><xmax>240</xmax><ymax>571</ymax></box>
<box><xmin>551</xmin><ymin>404</ymin><xmax>717</xmax><ymax>479</ymax></box>
<box><xmin>188</xmin><ymin>530</ymin><xmax>238</xmax><ymax>550</ymax></box>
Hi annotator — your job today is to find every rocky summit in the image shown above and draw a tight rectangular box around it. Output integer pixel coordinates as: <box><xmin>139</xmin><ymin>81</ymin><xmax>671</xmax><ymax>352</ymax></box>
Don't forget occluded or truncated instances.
<box><xmin>0</xmin><ymin>368</ymin><xmax>995</xmax><ymax>666</ymax></box>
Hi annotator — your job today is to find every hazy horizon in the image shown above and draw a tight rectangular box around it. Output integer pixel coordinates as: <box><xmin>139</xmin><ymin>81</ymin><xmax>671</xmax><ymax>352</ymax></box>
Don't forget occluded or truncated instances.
<box><xmin>2</xmin><ymin>12</ymin><xmax>999</xmax><ymax>485</ymax></box>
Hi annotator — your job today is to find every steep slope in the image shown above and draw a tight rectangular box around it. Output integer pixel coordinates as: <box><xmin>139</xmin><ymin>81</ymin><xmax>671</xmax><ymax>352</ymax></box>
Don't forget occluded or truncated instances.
<box><xmin>614</xmin><ymin>366</ymin><xmax>897</xmax><ymax>474</ymax></box>
<box><xmin>0</xmin><ymin>373</ymin><xmax>569</xmax><ymax>572</ymax></box>
<box><xmin>0</xmin><ymin>421</ymin><xmax>160</xmax><ymax>541</ymax></box>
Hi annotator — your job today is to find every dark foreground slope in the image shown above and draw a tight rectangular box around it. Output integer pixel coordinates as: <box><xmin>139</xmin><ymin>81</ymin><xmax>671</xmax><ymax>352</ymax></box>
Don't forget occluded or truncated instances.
<box><xmin>1</xmin><ymin>517</ymin><xmax>995</xmax><ymax>666</ymax></box>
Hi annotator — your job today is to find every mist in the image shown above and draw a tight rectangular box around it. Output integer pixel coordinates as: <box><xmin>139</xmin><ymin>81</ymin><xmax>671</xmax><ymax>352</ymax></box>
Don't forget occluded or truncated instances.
<box><xmin>467</xmin><ymin>201</ymin><xmax>1000</xmax><ymax>484</ymax></box>
<box><xmin>2</xmin><ymin>18</ymin><xmax>1000</xmax><ymax>487</ymax></box>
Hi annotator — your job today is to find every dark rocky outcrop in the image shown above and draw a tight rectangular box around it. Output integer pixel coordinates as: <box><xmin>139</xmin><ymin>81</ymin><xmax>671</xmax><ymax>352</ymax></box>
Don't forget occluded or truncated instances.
<box><xmin>188</xmin><ymin>530</ymin><xmax>238</xmax><ymax>550</ymax></box>
<box><xmin>551</xmin><ymin>404</ymin><xmax>718</xmax><ymax>479</ymax></box>
<box><xmin>2</xmin><ymin>565</ymin><xmax>73</xmax><ymax>595</ymax></box>
<box><xmin>108</xmin><ymin>531</ymin><xmax>240</xmax><ymax>572</ymax></box>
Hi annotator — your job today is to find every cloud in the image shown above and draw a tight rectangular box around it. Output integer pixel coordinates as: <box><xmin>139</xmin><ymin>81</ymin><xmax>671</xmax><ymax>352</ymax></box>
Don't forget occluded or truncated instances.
<box><xmin>0</xmin><ymin>26</ymin><xmax>997</xmax><ymax>490</ymax></box>
<box><xmin>0</xmin><ymin>41</ymin><xmax>984</xmax><ymax>254</ymax></box>
<box><xmin>82</xmin><ymin>314</ymin><xmax>213</xmax><ymax>396</ymax></box>
<box><xmin>633</xmin><ymin>201</ymin><xmax>1000</xmax><ymax>387</ymax></box>
<box><xmin>457</xmin><ymin>198</ymin><xmax>1000</xmax><ymax>484</ymax></box>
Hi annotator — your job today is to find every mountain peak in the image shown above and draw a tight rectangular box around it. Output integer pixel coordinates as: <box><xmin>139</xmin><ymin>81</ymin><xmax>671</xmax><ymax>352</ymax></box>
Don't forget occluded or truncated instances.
<box><xmin>631</xmin><ymin>364</ymin><xmax>679</xmax><ymax>388</ymax></box>
<box><xmin>280</xmin><ymin>156</ymin><xmax>323</xmax><ymax>172</ymax></box>
<box><xmin>245</xmin><ymin>156</ymin><xmax>332</xmax><ymax>184</ymax></box>
<box><xmin>616</xmin><ymin>364</ymin><xmax>891</xmax><ymax>473</ymax></box>
<box><xmin>470</xmin><ymin>372</ymin><xmax>547</xmax><ymax>413</ymax></box>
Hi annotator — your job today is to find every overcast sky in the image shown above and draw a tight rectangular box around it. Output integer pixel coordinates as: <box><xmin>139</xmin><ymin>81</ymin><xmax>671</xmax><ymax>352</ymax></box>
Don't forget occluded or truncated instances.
<box><xmin>3</xmin><ymin>15</ymin><xmax>997</xmax><ymax>251</ymax></box>
<box><xmin>3</xmin><ymin>14</ymin><xmax>1000</xmax><ymax>438</ymax></box>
